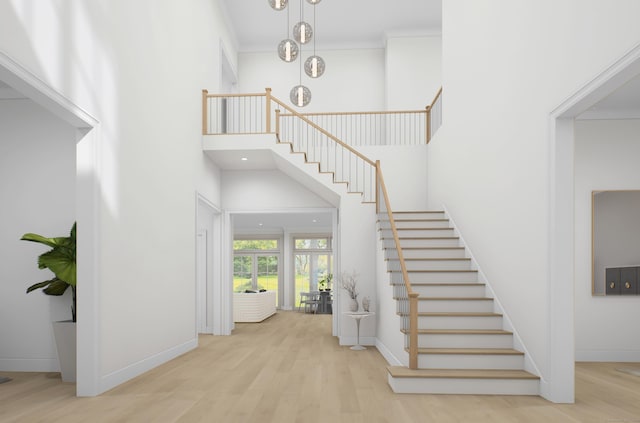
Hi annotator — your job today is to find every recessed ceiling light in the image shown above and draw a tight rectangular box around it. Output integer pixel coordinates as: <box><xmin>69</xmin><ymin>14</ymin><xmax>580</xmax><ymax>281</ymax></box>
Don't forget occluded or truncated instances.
<box><xmin>258</xmin><ymin>222</ymin><xmax>263</xmax><ymax>226</ymax></box>
<box><xmin>312</xmin><ymin>219</ymin><xmax>318</xmax><ymax>223</ymax></box>
<box><xmin>241</xmin><ymin>157</ymin><xmax>248</xmax><ymax>161</ymax></box>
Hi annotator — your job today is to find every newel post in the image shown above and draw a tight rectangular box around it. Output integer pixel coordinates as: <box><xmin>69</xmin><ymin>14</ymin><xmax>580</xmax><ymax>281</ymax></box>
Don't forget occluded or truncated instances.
<box><xmin>375</xmin><ymin>160</ymin><xmax>381</xmax><ymax>214</ymax></box>
<box><xmin>202</xmin><ymin>89</ymin><xmax>209</xmax><ymax>135</ymax></box>
<box><xmin>409</xmin><ymin>292</ymin><xmax>419</xmax><ymax>369</ymax></box>
<box><xmin>265</xmin><ymin>87</ymin><xmax>272</xmax><ymax>133</ymax></box>
<box><xmin>425</xmin><ymin>105</ymin><xmax>431</xmax><ymax>144</ymax></box>
<box><xmin>275</xmin><ymin>109</ymin><xmax>281</xmax><ymax>138</ymax></box>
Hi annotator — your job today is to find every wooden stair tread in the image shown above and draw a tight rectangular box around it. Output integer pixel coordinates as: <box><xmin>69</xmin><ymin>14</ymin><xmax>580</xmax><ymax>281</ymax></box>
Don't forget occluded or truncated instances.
<box><xmin>401</xmin><ymin>329</ymin><xmax>512</xmax><ymax>335</ymax></box>
<box><xmin>392</xmin><ymin>282</ymin><xmax>484</xmax><ymax>286</ymax></box>
<box><xmin>393</xmin><ymin>236</ymin><xmax>459</xmax><ymax>240</ymax></box>
<box><xmin>389</xmin><ymin>269</ymin><xmax>477</xmax><ymax>273</ymax></box>
<box><xmin>394</xmin><ymin>297</ymin><xmax>493</xmax><ymax>301</ymax></box>
<box><xmin>387</xmin><ymin>246</ymin><xmax>465</xmax><ymax>250</ymax></box>
<box><xmin>386</xmin><ymin>257</ymin><xmax>471</xmax><ymax>261</ymax></box>
<box><xmin>398</xmin><ymin>312</ymin><xmax>502</xmax><ymax>317</ymax></box>
<box><xmin>392</xmin><ymin>282</ymin><xmax>483</xmax><ymax>286</ymax></box>
<box><xmin>387</xmin><ymin>367</ymin><xmax>539</xmax><ymax>380</ymax></box>
<box><xmin>388</xmin><ymin>227</ymin><xmax>454</xmax><ymax>231</ymax></box>
<box><xmin>391</xmin><ymin>211</ymin><xmax>445</xmax><ymax>214</ymax></box>
<box><xmin>415</xmin><ymin>348</ymin><xmax>524</xmax><ymax>355</ymax></box>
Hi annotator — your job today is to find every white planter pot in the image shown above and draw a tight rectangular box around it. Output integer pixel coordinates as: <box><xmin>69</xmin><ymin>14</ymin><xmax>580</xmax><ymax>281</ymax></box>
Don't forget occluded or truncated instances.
<box><xmin>51</xmin><ymin>321</ymin><xmax>76</xmax><ymax>383</ymax></box>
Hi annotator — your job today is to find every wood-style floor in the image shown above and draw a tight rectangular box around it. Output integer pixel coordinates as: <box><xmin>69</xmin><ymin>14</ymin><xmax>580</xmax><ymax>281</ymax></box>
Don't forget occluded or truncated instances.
<box><xmin>1</xmin><ymin>311</ymin><xmax>640</xmax><ymax>422</ymax></box>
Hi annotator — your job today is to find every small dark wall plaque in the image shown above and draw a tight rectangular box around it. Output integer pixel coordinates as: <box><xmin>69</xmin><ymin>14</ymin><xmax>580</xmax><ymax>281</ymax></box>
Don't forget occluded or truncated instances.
<box><xmin>606</xmin><ymin>268</ymin><xmax>621</xmax><ymax>295</ymax></box>
<box><xmin>621</xmin><ymin>267</ymin><xmax>637</xmax><ymax>295</ymax></box>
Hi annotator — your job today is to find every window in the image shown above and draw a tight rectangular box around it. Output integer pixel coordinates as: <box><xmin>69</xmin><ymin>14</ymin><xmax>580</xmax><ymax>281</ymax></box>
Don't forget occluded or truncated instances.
<box><xmin>233</xmin><ymin>239</ymin><xmax>281</xmax><ymax>306</ymax></box>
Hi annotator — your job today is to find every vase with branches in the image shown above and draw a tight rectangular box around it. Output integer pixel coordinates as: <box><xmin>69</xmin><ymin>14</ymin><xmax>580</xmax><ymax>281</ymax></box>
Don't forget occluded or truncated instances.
<box><xmin>340</xmin><ymin>270</ymin><xmax>359</xmax><ymax>312</ymax></box>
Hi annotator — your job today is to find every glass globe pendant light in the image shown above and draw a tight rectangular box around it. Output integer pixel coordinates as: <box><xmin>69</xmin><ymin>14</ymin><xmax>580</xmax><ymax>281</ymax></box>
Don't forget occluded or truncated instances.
<box><xmin>306</xmin><ymin>0</ymin><xmax>322</xmax><ymax>3</ymax></box>
<box><xmin>268</xmin><ymin>0</ymin><xmax>288</xmax><ymax>10</ymax></box>
<box><xmin>277</xmin><ymin>1</ymin><xmax>298</xmax><ymax>62</ymax></box>
<box><xmin>304</xmin><ymin>1</ymin><xmax>325</xmax><ymax>78</ymax></box>
<box><xmin>293</xmin><ymin>21</ymin><xmax>312</xmax><ymax>44</ymax></box>
<box><xmin>290</xmin><ymin>84</ymin><xmax>311</xmax><ymax>107</ymax></box>
<box><xmin>304</xmin><ymin>55</ymin><xmax>325</xmax><ymax>78</ymax></box>
<box><xmin>278</xmin><ymin>39</ymin><xmax>299</xmax><ymax>62</ymax></box>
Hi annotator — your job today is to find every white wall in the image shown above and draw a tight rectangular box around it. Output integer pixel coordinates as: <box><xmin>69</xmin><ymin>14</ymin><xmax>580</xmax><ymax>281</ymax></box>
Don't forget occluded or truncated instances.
<box><xmin>0</xmin><ymin>98</ymin><xmax>76</xmax><ymax>371</ymax></box>
<box><xmin>0</xmin><ymin>0</ymin><xmax>231</xmax><ymax>395</ymax></box>
<box><xmin>385</xmin><ymin>36</ymin><xmax>442</xmax><ymax>110</ymax></box>
<box><xmin>359</xmin><ymin>145</ymin><xmax>429</xmax><ymax>211</ymax></box>
<box><xmin>238</xmin><ymin>49</ymin><xmax>386</xmax><ymax>112</ymax></box>
<box><xmin>574</xmin><ymin>119</ymin><xmax>640</xmax><ymax>361</ymax></box>
<box><xmin>428</xmin><ymin>1</ymin><xmax>640</xmax><ymax>401</ymax></box>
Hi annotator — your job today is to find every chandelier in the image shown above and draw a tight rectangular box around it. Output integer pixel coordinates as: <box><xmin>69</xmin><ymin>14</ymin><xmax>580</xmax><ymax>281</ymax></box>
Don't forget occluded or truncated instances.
<box><xmin>270</xmin><ymin>0</ymin><xmax>325</xmax><ymax>107</ymax></box>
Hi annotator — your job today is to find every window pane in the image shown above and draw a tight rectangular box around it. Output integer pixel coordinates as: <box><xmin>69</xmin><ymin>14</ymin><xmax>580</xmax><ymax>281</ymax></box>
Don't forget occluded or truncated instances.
<box><xmin>233</xmin><ymin>255</ymin><xmax>253</xmax><ymax>292</ymax></box>
<box><xmin>295</xmin><ymin>253</ymin><xmax>310</xmax><ymax>308</ymax></box>
<box><xmin>234</xmin><ymin>239</ymin><xmax>278</xmax><ymax>250</ymax></box>
<box><xmin>295</xmin><ymin>238</ymin><xmax>329</xmax><ymax>250</ymax></box>
<box><xmin>257</xmin><ymin>255</ymin><xmax>279</xmax><ymax>306</ymax></box>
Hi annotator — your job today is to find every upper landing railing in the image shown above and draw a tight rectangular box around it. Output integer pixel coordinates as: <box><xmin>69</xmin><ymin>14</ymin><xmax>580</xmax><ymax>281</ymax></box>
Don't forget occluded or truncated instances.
<box><xmin>202</xmin><ymin>87</ymin><xmax>442</xmax><ymax>145</ymax></box>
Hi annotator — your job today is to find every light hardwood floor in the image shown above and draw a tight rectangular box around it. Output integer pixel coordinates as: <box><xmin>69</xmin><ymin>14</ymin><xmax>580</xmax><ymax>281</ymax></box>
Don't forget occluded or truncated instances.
<box><xmin>1</xmin><ymin>311</ymin><xmax>640</xmax><ymax>422</ymax></box>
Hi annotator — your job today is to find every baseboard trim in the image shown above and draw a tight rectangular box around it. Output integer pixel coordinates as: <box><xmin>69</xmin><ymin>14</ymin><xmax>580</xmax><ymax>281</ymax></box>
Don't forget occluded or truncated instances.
<box><xmin>0</xmin><ymin>358</ymin><xmax>59</xmax><ymax>372</ymax></box>
<box><xmin>338</xmin><ymin>336</ymin><xmax>376</xmax><ymax>347</ymax></box>
<box><xmin>98</xmin><ymin>338</ymin><xmax>197</xmax><ymax>394</ymax></box>
<box><xmin>375</xmin><ymin>339</ymin><xmax>403</xmax><ymax>366</ymax></box>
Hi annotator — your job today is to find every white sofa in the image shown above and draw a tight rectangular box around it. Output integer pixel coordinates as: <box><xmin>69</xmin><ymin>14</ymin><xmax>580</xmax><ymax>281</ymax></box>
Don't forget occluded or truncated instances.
<box><xmin>233</xmin><ymin>291</ymin><xmax>277</xmax><ymax>322</ymax></box>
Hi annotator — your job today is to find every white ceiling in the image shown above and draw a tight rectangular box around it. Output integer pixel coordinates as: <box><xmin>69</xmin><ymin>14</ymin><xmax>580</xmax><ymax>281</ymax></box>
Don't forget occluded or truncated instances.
<box><xmin>219</xmin><ymin>0</ymin><xmax>442</xmax><ymax>52</ymax></box>
<box><xmin>233</xmin><ymin>211</ymin><xmax>333</xmax><ymax>232</ymax></box>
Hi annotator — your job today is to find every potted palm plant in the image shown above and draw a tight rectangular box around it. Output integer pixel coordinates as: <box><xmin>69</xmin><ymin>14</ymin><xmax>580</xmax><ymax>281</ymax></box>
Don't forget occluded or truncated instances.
<box><xmin>21</xmin><ymin>222</ymin><xmax>76</xmax><ymax>382</ymax></box>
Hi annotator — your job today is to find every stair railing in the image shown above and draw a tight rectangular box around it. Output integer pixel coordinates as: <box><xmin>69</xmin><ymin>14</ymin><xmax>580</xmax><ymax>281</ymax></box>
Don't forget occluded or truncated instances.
<box><xmin>270</xmin><ymin>96</ymin><xmax>378</xmax><ymax>203</ymax></box>
<box><xmin>203</xmin><ymin>88</ymin><xmax>419</xmax><ymax>367</ymax></box>
<box><xmin>426</xmin><ymin>87</ymin><xmax>443</xmax><ymax>143</ymax></box>
<box><xmin>376</xmin><ymin>161</ymin><xmax>419</xmax><ymax>369</ymax></box>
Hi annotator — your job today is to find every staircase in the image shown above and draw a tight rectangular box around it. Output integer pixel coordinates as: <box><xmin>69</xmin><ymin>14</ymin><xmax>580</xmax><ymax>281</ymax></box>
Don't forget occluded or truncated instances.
<box><xmin>378</xmin><ymin>211</ymin><xmax>540</xmax><ymax>395</ymax></box>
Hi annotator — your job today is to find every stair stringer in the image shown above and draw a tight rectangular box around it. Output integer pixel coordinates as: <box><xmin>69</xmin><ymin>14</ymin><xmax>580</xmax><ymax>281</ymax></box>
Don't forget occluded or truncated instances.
<box><xmin>203</xmin><ymin>133</ymin><xmax>349</xmax><ymax>206</ymax></box>
<box><xmin>442</xmin><ymin>204</ymin><xmax>546</xmax><ymax>390</ymax></box>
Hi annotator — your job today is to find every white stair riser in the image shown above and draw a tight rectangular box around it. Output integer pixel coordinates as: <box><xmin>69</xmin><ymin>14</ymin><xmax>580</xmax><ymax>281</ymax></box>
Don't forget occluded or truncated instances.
<box><xmin>411</xmin><ymin>284</ymin><xmax>487</xmax><ymax>297</ymax></box>
<box><xmin>391</xmin><ymin>271</ymin><xmax>478</xmax><ymax>283</ymax></box>
<box><xmin>416</xmin><ymin>300</ymin><xmax>494</xmax><ymax>313</ymax></box>
<box><xmin>417</xmin><ymin>353</ymin><xmax>524</xmax><ymax>370</ymax></box>
<box><xmin>387</xmin><ymin>259</ymin><xmax>472</xmax><ymax>271</ymax></box>
<box><xmin>417</xmin><ymin>315</ymin><xmax>504</xmax><ymax>330</ymax></box>
<box><xmin>397</xmin><ymin>299</ymin><xmax>494</xmax><ymax>313</ymax></box>
<box><xmin>381</xmin><ymin>228</ymin><xmax>455</xmax><ymax>238</ymax></box>
<box><xmin>379</xmin><ymin>220</ymin><xmax>451</xmax><ymax>229</ymax></box>
<box><xmin>385</xmin><ymin>248</ymin><xmax>467</xmax><ymax>259</ymax></box>
<box><xmin>393</xmin><ymin>238</ymin><xmax>461</xmax><ymax>248</ymax></box>
<box><xmin>391</xmin><ymin>212</ymin><xmax>446</xmax><ymax>220</ymax></box>
<box><xmin>388</xmin><ymin>374</ymin><xmax>539</xmax><ymax>395</ymax></box>
<box><xmin>412</xmin><ymin>333</ymin><xmax>514</xmax><ymax>349</ymax></box>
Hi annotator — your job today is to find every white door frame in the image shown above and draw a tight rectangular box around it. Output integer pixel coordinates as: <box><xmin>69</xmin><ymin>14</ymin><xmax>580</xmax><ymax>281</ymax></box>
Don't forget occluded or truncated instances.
<box><xmin>196</xmin><ymin>193</ymin><xmax>223</xmax><ymax>335</ymax></box>
<box><xmin>548</xmin><ymin>42</ymin><xmax>640</xmax><ymax>403</ymax></box>
<box><xmin>0</xmin><ymin>52</ymin><xmax>101</xmax><ymax>397</ymax></box>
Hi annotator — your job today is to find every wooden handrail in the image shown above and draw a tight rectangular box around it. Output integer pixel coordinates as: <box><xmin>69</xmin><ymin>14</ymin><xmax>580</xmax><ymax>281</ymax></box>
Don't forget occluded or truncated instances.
<box><xmin>279</xmin><ymin>109</ymin><xmax>427</xmax><ymax>117</ymax></box>
<box><xmin>202</xmin><ymin>89</ymin><xmax>208</xmax><ymax>136</ymax></box>
<box><xmin>426</xmin><ymin>86</ymin><xmax>443</xmax><ymax>144</ymax></box>
<box><xmin>204</xmin><ymin>92</ymin><xmax>267</xmax><ymax>98</ymax></box>
<box><xmin>269</xmin><ymin>95</ymin><xmax>377</xmax><ymax>167</ymax></box>
<box><xmin>429</xmin><ymin>86</ymin><xmax>443</xmax><ymax>110</ymax></box>
<box><xmin>376</xmin><ymin>160</ymin><xmax>418</xmax><ymax>369</ymax></box>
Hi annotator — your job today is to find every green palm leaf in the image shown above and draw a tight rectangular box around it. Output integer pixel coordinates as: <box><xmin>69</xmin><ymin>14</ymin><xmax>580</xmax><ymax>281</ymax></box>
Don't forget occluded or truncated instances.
<box><xmin>21</xmin><ymin>222</ymin><xmax>77</xmax><ymax>321</ymax></box>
